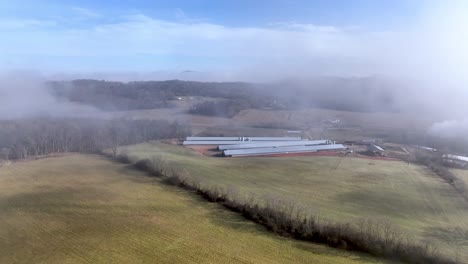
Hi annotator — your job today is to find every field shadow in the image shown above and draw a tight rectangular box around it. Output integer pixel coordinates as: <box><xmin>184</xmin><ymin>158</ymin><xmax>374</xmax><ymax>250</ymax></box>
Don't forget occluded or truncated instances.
<box><xmin>0</xmin><ymin>188</ymin><xmax>90</xmax><ymax>213</ymax></box>
<box><xmin>333</xmin><ymin>189</ymin><xmax>436</xmax><ymax>217</ymax></box>
<box><xmin>423</xmin><ymin>226</ymin><xmax>468</xmax><ymax>246</ymax></box>
<box><xmin>109</xmin><ymin>162</ymin><xmax>266</xmax><ymax>231</ymax></box>
<box><xmin>115</xmin><ymin>164</ymin><xmax>160</xmax><ymax>183</ymax></box>
<box><xmin>203</xmin><ymin>204</ymin><xmax>269</xmax><ymax>233</ymax></box>
<box><xmin>292</xmin><ymin>242</ymin><xmax>395</xmax><ymax>263</ymax></box>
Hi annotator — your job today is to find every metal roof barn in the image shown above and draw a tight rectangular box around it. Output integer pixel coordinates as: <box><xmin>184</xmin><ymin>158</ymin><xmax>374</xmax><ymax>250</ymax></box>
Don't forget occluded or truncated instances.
<box><xmin>186</xmin><ymin>136</ymin><xmax>302</xmax><ymax>141</ymax></box>
<box><xmin>443</xmin><ymin>154</ymin><xmax>468</xmax><ymax>162</ymax></box>
<box><xmin>245</xmin><ymin>137</ymin><xmax>302</xmax><ymax>141</ymax></box>
<box><xmin>368</xmin><ymin>144</ymin><xmax>385</xmax><ymax>152</ymax></box>
<box><xmin>186</xmin><ymin>137</ymin><xmax>242</xmax><ymax>141</ymax></box>
<box><xmin>224</xmin><ymin>144</ymin><xmax>346</xmax><ymax>157</ymax></box>
<box><xmin>218</xmin><ymin>140</ymin><xmax>329</xmax><ymax>151</ymax></box>
<box><xmin>183</xmin><ymin>141</ymin><xmax>254</xmax><ymax>145</ymax></box>
<box><xmin>417</xmin><ymin>146</ymin><xmax>437</xmax><ymax>152</ymax></box>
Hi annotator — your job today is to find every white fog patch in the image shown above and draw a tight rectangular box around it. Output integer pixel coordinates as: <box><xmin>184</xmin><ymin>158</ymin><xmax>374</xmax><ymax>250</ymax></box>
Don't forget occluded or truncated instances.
<box><xmin>0</xmin><ymin>71</ymin><xmax>98</xmax><ymax>119</ymax></box>
<box><xmin>428</xmin><ymin>119</ymin><xmax>468</xmax><ymax>141</ymax></box>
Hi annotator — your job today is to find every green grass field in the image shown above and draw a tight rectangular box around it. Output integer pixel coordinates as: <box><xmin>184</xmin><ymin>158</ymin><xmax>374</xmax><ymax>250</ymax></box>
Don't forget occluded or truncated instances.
<box><xmin>452</xmin><ymin>169</ymin><xmax>468</xmax><ymax>188</ymax></box>
<box><xmin>0</xmin><ymin>155</ymin><xmax>385</xmax><ymax>264</ymax></box>
<box><xmin>121</xmin><ymin>142</ymin><xmax>468</xmax><ymax>261</ymax></box>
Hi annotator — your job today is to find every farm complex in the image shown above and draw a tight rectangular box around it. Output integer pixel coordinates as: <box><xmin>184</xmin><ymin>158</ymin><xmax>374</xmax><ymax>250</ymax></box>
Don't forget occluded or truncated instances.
<box><xmin>183</xmin><ymin>136</ymin><xmax>345</xmax><ymax>157</ymax></box>
<box><xmin>180</xmin><ymin>135</ymin><xmax>414</xmax><ymax>160</ymax></box>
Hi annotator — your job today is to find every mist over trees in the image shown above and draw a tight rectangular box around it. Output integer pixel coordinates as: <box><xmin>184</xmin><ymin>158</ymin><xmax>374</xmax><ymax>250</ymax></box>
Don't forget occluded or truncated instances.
<box><xmin>48</xmin><ymin>79</ymin><xmax>255</xmax><ymax>111</ymax></box>
<box><xmin>0</xmin><ymin>118</ymin><xmax>190</xmax><ymax>160</ymax></box>
<box><xmin>48</xmin><ymin>77</ymin><xmax>412</xmax><ymax>114</ymax></box>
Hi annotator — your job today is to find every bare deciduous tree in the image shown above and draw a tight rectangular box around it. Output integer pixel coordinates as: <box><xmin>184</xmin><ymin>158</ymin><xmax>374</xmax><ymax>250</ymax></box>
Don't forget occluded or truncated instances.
<box><xmin>0</xmin><ymin>118</ymin><xmax>191</xmax><ymax>160</ymax></box>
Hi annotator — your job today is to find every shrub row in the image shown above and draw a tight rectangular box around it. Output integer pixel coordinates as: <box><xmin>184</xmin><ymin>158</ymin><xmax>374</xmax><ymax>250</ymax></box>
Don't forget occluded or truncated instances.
<box><xmin>410</xmin><ymin>152</ymin><xmax>468</xmax><ymax>199</ymax></box>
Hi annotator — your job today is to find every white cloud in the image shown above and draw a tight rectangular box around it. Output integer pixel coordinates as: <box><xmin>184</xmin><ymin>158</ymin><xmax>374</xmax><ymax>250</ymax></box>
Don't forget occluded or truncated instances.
<box><xmin>269</xmin><ymin>21</ymin><xmax>341</xmax><ymax>33</ymax></box>
<box><xmin>0</xmin><ymin>1</ymin><xmax>467</xmax><ymax>86</ymax></box>
<box><xmin>174</xmin><ymin>8</ymin><xmax>208</xmax><ymax>24</ymax></box>
<box><xmin>71</xmin><ymin>7</ymin><xmax>101</xmax><ymax>19</ymax></box>
<box><xmin>0</xmin><ymin>14</ymin><xmax>374</xmax><ymax>73</ymax></box>
<box><xmin>0</xmin><ymin>18</ymin><xmax>56</xmax><ymax>29</ymax></box>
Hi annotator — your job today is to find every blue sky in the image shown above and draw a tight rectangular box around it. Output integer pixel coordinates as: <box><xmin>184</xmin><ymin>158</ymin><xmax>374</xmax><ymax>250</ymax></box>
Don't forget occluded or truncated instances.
<box><xmin>0</xmin><ymin>0</ymin><xmax>420</xmax><ymax>28</ymax></box>
<box><xmin>0</xmin><ymin>0</ymin><xmax>467</xmax><ymax>81</ymax></box>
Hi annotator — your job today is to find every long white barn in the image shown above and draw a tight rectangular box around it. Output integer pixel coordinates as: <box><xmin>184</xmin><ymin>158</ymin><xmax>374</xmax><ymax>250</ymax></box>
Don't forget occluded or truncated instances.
<box><xmin>224</xmin><ymin>144</ymin><xmax>346</xmax><ymax>157</ymax></box>
<box><xmin>183</xmin><ymin>136</ymin><xmax>303</xmax><ymax>145</ymax></box>
<box><xmin>218</xmin><ymin>140</ymin><xmax>330</xmax><ymax>150</ymax></box>
<box><xmin>183</xmin><ymin>140</ymin><xmax>254</xmax><ymax>145</ymax></box>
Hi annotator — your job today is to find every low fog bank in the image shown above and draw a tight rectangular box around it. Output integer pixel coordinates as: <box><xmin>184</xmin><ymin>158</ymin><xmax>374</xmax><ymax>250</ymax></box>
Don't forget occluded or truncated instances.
<box><xmin>265</xmin><ymin>77</ymin><xmax>438</xmax><ymax>115</ymax></box>
<box><xmin>0</xmin><ymin>71</ymin><xmax>99</xmax><ymax>119</ymax></box>
<box><xmin>45</xmin><ymin>76</ymin><xmax>462</xmax><ymax>120</ymax></box>
<box><xmin>1</xmin><ymin>71</ymin><xmax>467</xmax><ymax>153</ymax></box>
<box><xmin>47</xmin><ymin>70</ymin><xmax>222</xmax><ymax>83</ymax></box>
<box><xmin>429</xmin><ymin>119</ymin><xmax>468</xmax><ymax>143</ymax></box>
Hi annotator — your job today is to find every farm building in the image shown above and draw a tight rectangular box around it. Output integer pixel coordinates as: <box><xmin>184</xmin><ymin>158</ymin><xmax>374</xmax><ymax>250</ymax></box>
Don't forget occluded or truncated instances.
<box><xmin>183</xmin><ymin>136</ymin><xmax>346</xmax><ymax>157</ymax></box>
<box><xmin>224</xmin><ymin>144</ymin><xmax>346</xmax><ymax>157</ymax></box>
<box><xmin>186</xmin><ymin>137</ymin><xmax>243</xmax><ymax>141</ymax></box>
<box><xmin>443</xmin><ymin>154</ymin><xmax>468</xmax><ymax>168</ymax></box>
<box><xmin>368</xmin><ymin>144</ymin><xmax>385</xmax><ymax>155</ymax></box>
<box><xmin>183</xmin><ymin>136</ymin><xmax>302</xmax><ymax>145</ymax></box>
<box><xmin>186</xmin><ymin>136</ymin><xmax>301</xmax><ymax>142</ymax></box>
<box><xmin>183</xmin><ymin>140</ymin><xmax>256</xmax><ymax>145</ymax></box>
<box><xmin>416</xmin><ymin>146</ymin><xmax>437</xmax><ymax>152</ymax></box>
<box><xmin>218</xmin><ymin>140</ymin><xmax>330</xmax><ymax>151</ymax></box>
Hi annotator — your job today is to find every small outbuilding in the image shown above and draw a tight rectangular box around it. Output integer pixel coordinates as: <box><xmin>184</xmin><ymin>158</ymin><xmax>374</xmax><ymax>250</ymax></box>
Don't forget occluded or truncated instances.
<box><xmin>368</xmin><ymin>144</ymin><xmax>385</xmax><ymax>156</ymax></box>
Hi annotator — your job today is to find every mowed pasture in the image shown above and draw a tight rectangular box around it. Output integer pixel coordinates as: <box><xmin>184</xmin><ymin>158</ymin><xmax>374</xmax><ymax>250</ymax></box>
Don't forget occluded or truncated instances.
<box><xmin>0</xmin><ymin>155</ymin><xmax>384</xmax><ymax>264</ymax></box>
<box><xmin>122</xmin><ymin>142</ymin><xmax>468</xmax><ymax>261</ymax></box>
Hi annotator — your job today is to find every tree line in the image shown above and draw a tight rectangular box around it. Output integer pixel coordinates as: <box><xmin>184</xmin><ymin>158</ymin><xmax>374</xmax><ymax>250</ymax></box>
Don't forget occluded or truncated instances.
<box><xmin>0</xmin><ymin>118</ymin><xmax>190</xmax><ymax>160</ymax></box>
<box><xmin>189</xmin><ymin>99</ymin><xmax>262</xmax><ymax>117</ymax></box>
<box><xmin>406</xmin><ymin>151</ymin><xmax>468</xmax><ymax>200</ymax></box>
<box><xmin>48</xmin><ymin>77</ymin><xmax>404</xmax><ymax>114</ymax></box>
